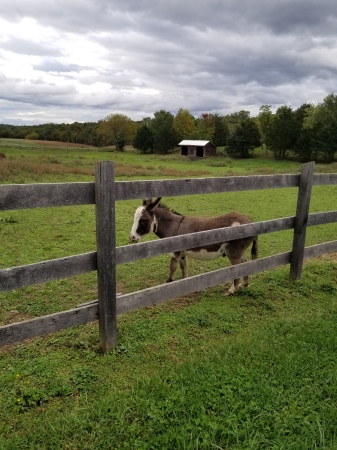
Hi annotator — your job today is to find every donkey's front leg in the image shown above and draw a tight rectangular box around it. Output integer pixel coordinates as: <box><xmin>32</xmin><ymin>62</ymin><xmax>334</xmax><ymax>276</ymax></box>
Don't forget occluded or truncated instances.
<box><xmin>167</xmin><ymin>252</ymin><xmax>188</xmax><ymax>282</ymax></box>
<box><xmin>167</xmin><ymin>252</ymin><xmax>181</xmax><ymax>282</ymax></box>
<box><xmin>179</xmin><ymin>255</ymin><xmax>188</xmax><ymax>279</ymax></box>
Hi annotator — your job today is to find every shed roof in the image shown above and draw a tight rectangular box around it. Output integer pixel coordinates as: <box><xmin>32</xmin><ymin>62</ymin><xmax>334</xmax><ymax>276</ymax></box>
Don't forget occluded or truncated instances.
<box><xmin>179</xmin><ymin>140</ymin><xmax>213</xmax><ymax>146</ymax></box>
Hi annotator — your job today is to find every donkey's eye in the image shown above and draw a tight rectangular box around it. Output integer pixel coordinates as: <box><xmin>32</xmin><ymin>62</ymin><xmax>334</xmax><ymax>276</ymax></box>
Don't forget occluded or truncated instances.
<box><xmin>139</xmin><ymin>219</ymin><xmax>146</xmax><ymax>224</ymax></box>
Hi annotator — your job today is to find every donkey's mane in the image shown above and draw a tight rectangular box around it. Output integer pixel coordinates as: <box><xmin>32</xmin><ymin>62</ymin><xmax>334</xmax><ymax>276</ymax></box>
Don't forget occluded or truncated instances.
<box><xmin>158</xmin><ymin>202</ymin><xmax>183</xmax><ymax>216</ymax></box>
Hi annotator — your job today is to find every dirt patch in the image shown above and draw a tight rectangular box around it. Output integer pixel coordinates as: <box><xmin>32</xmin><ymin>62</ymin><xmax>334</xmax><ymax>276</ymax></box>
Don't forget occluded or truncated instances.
<box><xmin>317</xmin><ymin>251</ymin><xmax>337</xmax><ymax>263</ymax></box>
<box><xmin>157</xmin><ymin>292</ymin><xmax>202</xmax><ymax>311</ymax></box>
<box><xmin>1</xmin><ymin>309</ymin><xmax>32</xmax><ymax>325</ymax></box>
<box><xmin>29</xmin><ymin>140</ymin><xmax>95</xmax><ymax>149</ymax></box>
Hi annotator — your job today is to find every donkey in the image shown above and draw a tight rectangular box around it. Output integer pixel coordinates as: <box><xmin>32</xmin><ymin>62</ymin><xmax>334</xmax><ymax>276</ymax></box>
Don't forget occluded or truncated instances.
<box><xmin>130</xmin><ymin>198</ymin><xmax>258</xmax><ymax>295</ymax></box>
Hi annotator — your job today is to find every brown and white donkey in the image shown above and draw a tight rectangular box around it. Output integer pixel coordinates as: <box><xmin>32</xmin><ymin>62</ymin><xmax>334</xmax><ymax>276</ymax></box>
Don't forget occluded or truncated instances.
<box><xmin>130</xmin><ymin>197</ymin><xmax>258</xmax><ymax>295</ymax></box>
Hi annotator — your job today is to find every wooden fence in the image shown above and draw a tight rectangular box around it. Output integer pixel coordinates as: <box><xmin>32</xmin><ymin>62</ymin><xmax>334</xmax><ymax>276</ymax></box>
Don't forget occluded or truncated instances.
<box><xmin>1</xmin><ymin>161</ymin><xmax>337</xmax><ymax>352</ymax></box>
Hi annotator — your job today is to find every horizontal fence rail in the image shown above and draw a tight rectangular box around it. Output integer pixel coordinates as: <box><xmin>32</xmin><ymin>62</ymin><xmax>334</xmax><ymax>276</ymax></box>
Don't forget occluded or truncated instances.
<box><xmin>1</xmin><ymin>211</ymin><xmax>337</xmax><ymax>292</ymax></box>
<box><xmin>2</xmin><ymin>241</ymin><xmax>337</xmax><ymax>347</ymax></box>
<box><xmin>0</xmin><ymin>253</ymin><xmax>97</xmax><ymax>292</ymax></box>
<box><xmin>1</xmin><ymin>161</ymin><xmax>337</xmax><ymax>350</ymax></box>
<box><xmin>0</xmin><ymin>182</ymin><xmax>95</xmax><ymax>210</ymax></box>
<box><xmin>2</xmin><ymin>173</ymin><xmax>337</xmax><ymax>211</ymax></box>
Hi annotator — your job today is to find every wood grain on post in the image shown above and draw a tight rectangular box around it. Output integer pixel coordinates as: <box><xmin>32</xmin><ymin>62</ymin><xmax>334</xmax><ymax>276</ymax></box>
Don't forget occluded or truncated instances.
<box><xmin>95</xmin><ymin>161</ymin><xmax>117</xmax><ymax>352</ymax></box>
<box><xmin>290</xmin><ymin>161</ymin><xmax>315</xmax><ymax>280</ymax></box>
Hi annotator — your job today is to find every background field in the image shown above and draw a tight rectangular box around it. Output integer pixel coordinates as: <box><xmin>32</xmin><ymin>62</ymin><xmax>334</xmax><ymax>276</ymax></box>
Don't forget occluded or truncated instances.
<box><xmin>1</xmin><ymin>140</ymin><xmax>337</xmax><ymax>449</ymax></box>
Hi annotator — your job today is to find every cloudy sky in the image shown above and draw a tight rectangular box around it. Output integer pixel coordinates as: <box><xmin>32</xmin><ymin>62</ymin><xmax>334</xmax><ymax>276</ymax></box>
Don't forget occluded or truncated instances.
<box><xmin>1</xmin><ymin>0</ymin><xmax>337</xmax><ymax>125</ymax></box>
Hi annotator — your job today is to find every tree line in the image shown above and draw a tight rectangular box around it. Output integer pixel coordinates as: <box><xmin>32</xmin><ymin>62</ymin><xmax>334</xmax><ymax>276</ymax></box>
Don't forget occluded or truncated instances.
<box><xmin>1</xmin><ymin>93</ymin><xmax>337</xmax><ymax>163</ymax></box>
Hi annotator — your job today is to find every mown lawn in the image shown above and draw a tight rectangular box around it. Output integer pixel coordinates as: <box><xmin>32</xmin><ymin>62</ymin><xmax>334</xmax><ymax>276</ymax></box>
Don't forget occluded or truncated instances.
<box><xmin>1</xmin><ymin>141</ymin><xmax>337</xmax><ymax>449</ymax></box>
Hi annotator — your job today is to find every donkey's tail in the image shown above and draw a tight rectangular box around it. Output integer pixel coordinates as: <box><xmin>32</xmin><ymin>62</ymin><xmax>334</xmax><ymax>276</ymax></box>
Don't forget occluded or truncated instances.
<box><xmin>251</xmin><ymin>236</ymin><xmax>258</xmax><ymax>260</ymax></box>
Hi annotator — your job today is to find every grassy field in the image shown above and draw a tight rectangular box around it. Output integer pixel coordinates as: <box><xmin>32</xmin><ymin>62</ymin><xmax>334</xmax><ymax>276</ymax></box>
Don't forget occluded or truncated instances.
<box><xmin>1</xmin><ymin>140</ymin><xmax>337</xmax><ymax>449</ymax></box>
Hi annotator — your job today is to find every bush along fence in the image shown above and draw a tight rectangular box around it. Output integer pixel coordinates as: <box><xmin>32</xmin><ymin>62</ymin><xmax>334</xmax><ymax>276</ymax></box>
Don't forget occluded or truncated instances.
<box><xmin>1</xmin><ymin>161</ymin><xmax>337</xmax><ymax>352</ymax></box>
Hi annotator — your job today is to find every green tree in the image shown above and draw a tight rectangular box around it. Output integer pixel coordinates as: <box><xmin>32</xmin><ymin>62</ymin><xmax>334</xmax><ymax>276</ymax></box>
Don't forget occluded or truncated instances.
<box><xmin>150</xmin><ymin>110</ymin><xmax>178</xmax><ymax>153</ymax></box>
<box><xmin>174</xmin><ymin>108</ymin><xmax>196</xmax><ymax>141</ymax></box>
<box><xmin>25</xmin><ymin>131</ymin><xmax>39</xmax><ymax>140</ymax></box>
<box><xmin>132</xmin><ymin>125</ymin><xmax>154</xmax><ymax>153</ymax></box>
<box><xmin>193</xmin><ymin>113</ymin><xmax>215</xmax><ymax>140</ymax></box>
<box><xmin>293</xmin><ymin>124</ymin><xmax>319</xmax><ymax>162</ymax></box>
<box><xmin>303</xmin><ymin>94</ymin><xmax>337</xmax><ymax>163</ymax></box>
<box><xmin>227</xmin><ymin>118</ymin><xmax>261</xmax><ymax>158</ymax></box>
<box><xmin>96</xmin><ymin>114</ymin><xmax>136</xmax><ymax>150</ymax></box>
<box><xmin>265</xmin><ymin>106</ymin><xmax>298</xmax><ymax>160</ymax></box>
<box><xmin>257</xmin><ymin>105</ymin><xmax>273</xmax><ymax>153</ymax></box>
<box><xmin>224</xmin><ymin>110</ymin><xmax>251</xmax><ymax>135</ymax></box>
<box><xmin>294</xmin><ymin>103</ymin><xmax>312</xmax><ymax>123</ymax></box>
<box><xmin>292</xmin><ymin>104</ymin><xmax>317</xmax><ymax>162</ymax></box>
<box><xmin>212</xmin><ymin>113</ymin><xmax>229</xmax><ymax>147</ymax></box>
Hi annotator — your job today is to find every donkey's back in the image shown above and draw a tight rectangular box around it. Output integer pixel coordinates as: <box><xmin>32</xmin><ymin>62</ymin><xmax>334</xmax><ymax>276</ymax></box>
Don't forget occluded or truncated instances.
<box><xmin>180</xmin><ymin>211</ymin><xmax>253</xmax><ymax>233</ymax></box>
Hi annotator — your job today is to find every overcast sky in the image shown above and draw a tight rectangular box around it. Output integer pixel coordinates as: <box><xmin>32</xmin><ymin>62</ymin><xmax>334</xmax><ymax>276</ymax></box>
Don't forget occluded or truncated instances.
<box><xmin>1</xmin><ymin>0</ymin><xmax>337</xmax><ymax>125</ymax></box>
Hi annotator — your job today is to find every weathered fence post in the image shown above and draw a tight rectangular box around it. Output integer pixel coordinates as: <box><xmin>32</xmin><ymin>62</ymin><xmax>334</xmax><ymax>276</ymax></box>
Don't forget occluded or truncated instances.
<box><xmin>95</xmin><ymin>161</ymin><xmax>117</xmax><ymax>352</ymax></box>
<box><xmin>289</xmin><ymin>161</ymin><xmax>315</xmax><ymax>280</ymax></box>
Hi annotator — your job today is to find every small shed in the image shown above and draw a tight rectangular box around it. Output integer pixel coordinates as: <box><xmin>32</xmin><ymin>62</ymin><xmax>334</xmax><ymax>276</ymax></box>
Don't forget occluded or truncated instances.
<box><xmin>179</xmin><ymin>140</ymin><xmax>217</xmax><ymax>157</ymax></box>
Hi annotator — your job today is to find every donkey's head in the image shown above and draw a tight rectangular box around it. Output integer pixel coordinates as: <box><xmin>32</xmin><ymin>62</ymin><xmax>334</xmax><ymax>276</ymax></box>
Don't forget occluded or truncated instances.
<box><xmin>129</xmin><ymin>197</ymin><xmax>161</xmax><ymax>242</ymax></box>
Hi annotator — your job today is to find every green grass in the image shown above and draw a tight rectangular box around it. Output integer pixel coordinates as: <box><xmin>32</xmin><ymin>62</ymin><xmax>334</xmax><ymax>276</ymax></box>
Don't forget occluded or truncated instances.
<box><xmin>1</xmin><ymin>141</ymin><xmax>337</xmax><ymax>449</ymax></box>
<box><xmin>1</xmin><ymin>265</ymin><xmax>337</xmax><ymax>449</ymax></box>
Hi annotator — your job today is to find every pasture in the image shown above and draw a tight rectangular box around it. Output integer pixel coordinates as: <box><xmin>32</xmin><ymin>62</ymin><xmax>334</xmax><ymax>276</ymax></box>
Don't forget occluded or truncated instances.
<box><xmin>1</xmin><ymin>140</ymin><xmax>337</xmax><ymax>449</ymax></box>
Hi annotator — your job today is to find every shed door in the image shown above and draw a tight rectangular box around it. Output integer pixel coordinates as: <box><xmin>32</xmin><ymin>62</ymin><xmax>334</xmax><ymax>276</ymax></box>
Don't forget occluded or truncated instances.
<box><xmin>196</xmin><ymin>146</ymin><xmax>204</xmax><ymax>157</ymax></box>
<box><xmin>181</xmin><ymin>146</ymin><xmax>188</xmax><ymax>156</ymax></box>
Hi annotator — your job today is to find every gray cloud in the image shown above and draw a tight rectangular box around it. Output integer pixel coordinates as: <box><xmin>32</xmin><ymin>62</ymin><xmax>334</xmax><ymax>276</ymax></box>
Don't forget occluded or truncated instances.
<box><xmin>0</xmin><ymin>0</ymin><xmax>337</xmax><ymax>124</ymax></box>
<box><xmin>33</xmin><ymin>58</ymin><xmax>86</xmax><ymax>73</ymax></box>
<box><xmin>2</xmin><ymin>37</ymin><xmax>61</xmax><ymax>57</ymax></box>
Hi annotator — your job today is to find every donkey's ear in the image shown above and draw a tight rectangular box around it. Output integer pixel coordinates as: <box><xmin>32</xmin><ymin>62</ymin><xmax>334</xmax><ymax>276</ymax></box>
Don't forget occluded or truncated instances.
<box><xmin>142</xmin><ymin>198</ymin><xmax>152</xmax><ymax>206</ymax></box>
<box><xmin>152</xmin><ymin>197</ymin><xmax>161</xmax><ymax>207</ymax></box>
<box><xmin>147</xmin><ymin>197</ymin><xmax>161</xmax><ymax>210</ymax></box>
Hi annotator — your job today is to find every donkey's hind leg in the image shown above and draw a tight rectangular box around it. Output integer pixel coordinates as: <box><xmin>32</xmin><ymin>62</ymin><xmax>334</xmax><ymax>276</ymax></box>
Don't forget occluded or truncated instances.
<box><xmin>225</xmin><ymin>278</ymin><xmax>241</xmax><ymax>296</ymax></box>
<box><xmin>239</xmin><ymin>256</ymin><xmax>249</xmax><ymax>289</ymax></box>
<box><xmin>225</xmin><ymin>254</ymin><xmax>242</xmax><ymax>296</ymax></box>
<box><xmin>225</xmin><ymin>243</ymin><xmax>252</xmax><ymax>295</ymax></box>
